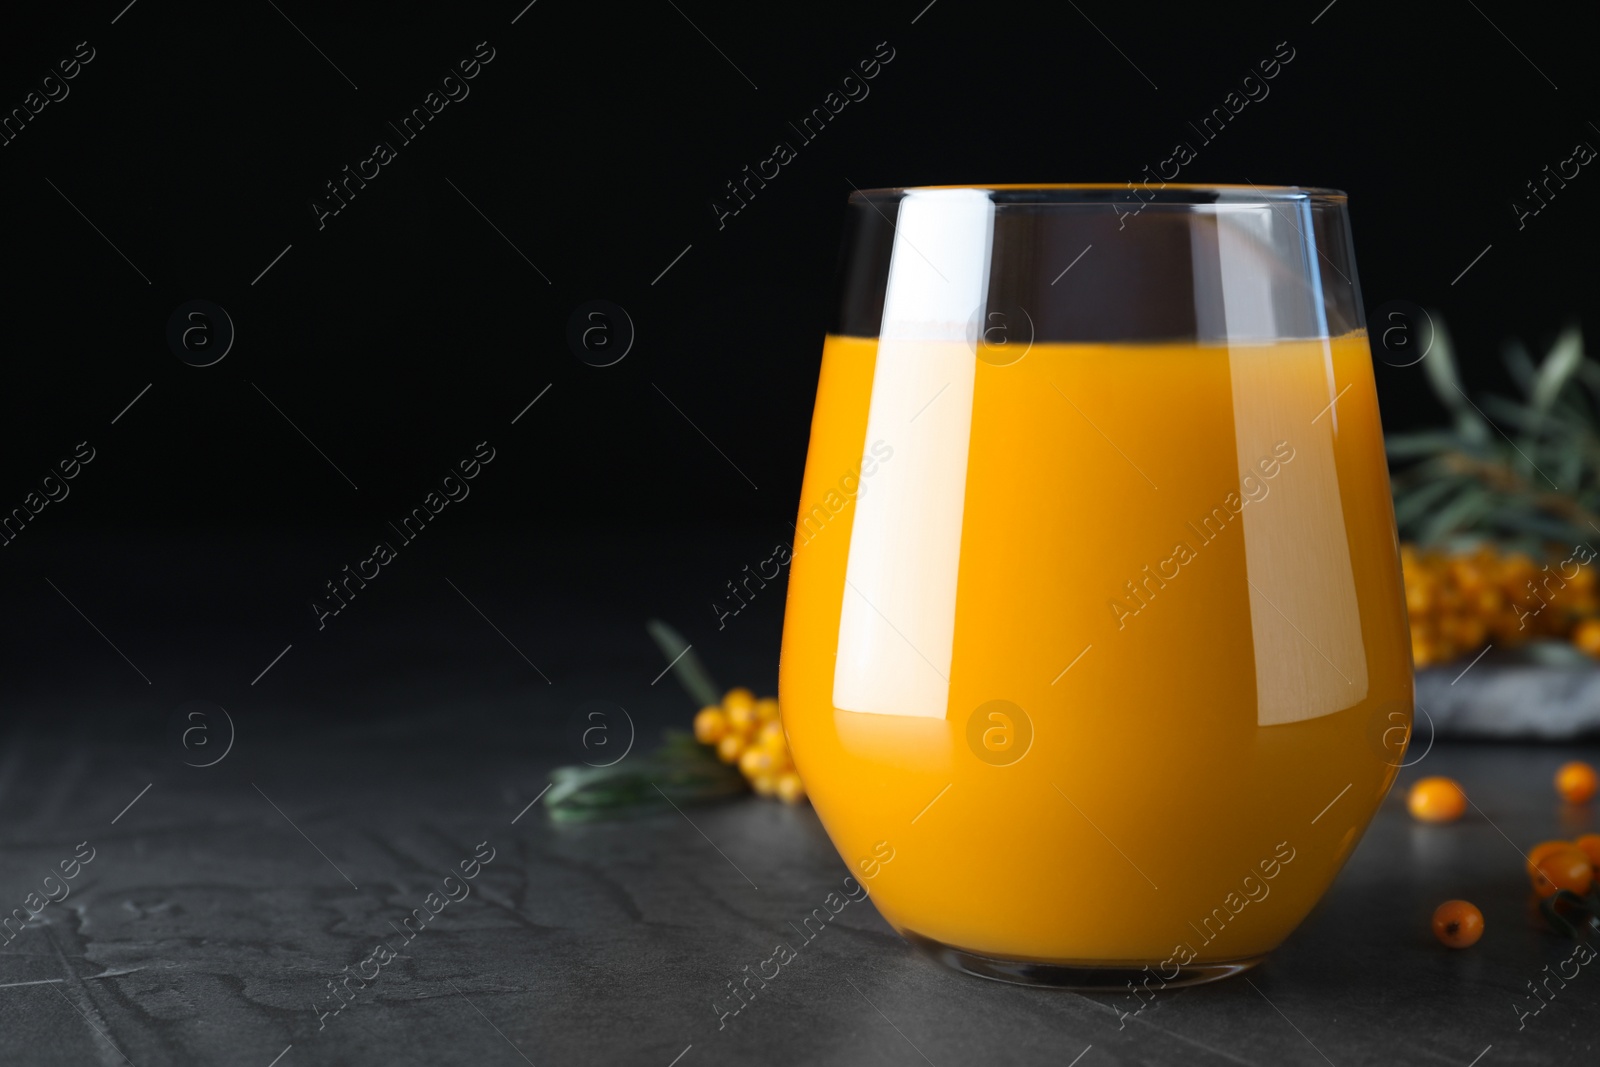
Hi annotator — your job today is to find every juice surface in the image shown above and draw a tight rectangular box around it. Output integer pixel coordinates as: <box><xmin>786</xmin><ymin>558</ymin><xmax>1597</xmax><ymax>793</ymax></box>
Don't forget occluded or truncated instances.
<box><xmin>779</xmin><ymin>332</ymin><xmax>1411</xmax><ymax>964</ymax></box>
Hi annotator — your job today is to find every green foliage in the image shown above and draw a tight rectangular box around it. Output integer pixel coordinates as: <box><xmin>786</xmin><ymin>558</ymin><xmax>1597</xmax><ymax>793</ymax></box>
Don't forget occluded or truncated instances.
<box><xmin>646</xmin><ymin>618</ymin><xmax>721</xmax><ymax>708</ymax></box>
<box><xmin>541</xmin><ymin>620</ymin><xmax>745</xmax><ymax>823</ymax></box>
<box><xmin>543</xmin><ymin>730</ymin><xmax>746</xmax><ymax>823</ymax></box>
<box><xmin>1388</xmin><ymin>318</ymin><xmax>1599</xmax><ymax>550</ymax></box>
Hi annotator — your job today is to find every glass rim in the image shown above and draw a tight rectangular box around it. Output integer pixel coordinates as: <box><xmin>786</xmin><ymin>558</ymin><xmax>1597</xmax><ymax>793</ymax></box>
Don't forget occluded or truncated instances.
<box><xmin>848</xmin><ymin>183</ymin><xmax>1348</xmax><ymax>203</ymax></box>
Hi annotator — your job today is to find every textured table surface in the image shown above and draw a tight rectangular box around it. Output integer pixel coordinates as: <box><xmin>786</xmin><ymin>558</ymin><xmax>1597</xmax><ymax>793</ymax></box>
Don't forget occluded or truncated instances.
<box><xmin>3</xmin><ymin>531</ymin><xmax>1598</xmax><ymax>1066</ymax></box>
<box><xmin>2</xmin><ymin>720</ymin><xmax>1597</xmax><ymax>1067</ymax></box>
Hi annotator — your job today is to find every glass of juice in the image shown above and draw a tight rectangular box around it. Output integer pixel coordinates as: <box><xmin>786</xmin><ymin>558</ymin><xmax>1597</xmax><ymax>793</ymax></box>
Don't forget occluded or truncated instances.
<box><xmin>779</xmin><ymin>185</ymin><xmax>1411</xmax><ymax>988</ymax></box>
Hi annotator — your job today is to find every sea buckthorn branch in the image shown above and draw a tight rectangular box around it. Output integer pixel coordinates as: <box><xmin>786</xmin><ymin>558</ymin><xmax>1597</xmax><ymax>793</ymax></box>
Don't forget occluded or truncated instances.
<box><xmin>1540</xmin><ymin>887</ymin><xmax>1600</xmax><ymax>941</ymax></box>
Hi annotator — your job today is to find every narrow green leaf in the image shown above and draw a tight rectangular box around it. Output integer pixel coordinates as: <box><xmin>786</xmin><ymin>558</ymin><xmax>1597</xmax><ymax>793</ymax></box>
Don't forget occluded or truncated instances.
<box><xmin>543</xmin><ymin>730</ymin><xmax>748</xmax><ymax>823</ymax></box>
<box><xmin>1385</xmin><ymin>431</ymin><xmax>1468</xmax><ymax>459</ymax></box>
<box><xmin>1393</xmin><ymin>477</ymin><xmax>1465</xmax><ymax>528</ymax></box>
<box><xmin>1504</xmin><ymin>338</ymin><xmax>1536</xmax><ymax>393</ymax></box>
<box><xmin>1418</xmin><ymin>485</ymin><xmax>1492</xmax><ymax>543</ymax></box>
<box><xmin>646</xmin><ymin>619</ymin><xmax>722</xmax><ymax>708</ymax></box>
<box><xmin>1420</xmin><ymin>319</ymin><xmax>1492</xmax><ymax>445</ymax></box>
<box><xmin>1559</xmin><ymin>441</ymin><xmax>1584</xmax><ymax>490</ymax></box>
<box><xmin>1532</xmin><ymin>325</ymin><xmax>1585</xmax><ymax>415</ymax></box>
<box><xmin>1422</xmin><ymin>316</ymin><xmax>1466</xmax><ymax>410</ymax></box>
<box><xmin>1492</xmin><ymin>509</ymin><xmax>1585</xmax><ymax>541</ymax></box>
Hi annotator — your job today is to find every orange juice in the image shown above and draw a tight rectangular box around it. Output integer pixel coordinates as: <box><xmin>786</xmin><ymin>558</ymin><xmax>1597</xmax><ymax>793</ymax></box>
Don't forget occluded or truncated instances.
<box><xmin>779</xmin><ymin>331</ymin><xmax>1410</xmax><ymax>966</ymax></box>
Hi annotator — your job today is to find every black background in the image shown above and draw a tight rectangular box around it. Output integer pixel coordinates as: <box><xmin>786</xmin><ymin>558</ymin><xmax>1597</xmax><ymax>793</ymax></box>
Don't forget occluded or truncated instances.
<box><xmin>1</xmin><ymin>0</ymin><xmax>1595</xmax><ymax>720</ymax></box>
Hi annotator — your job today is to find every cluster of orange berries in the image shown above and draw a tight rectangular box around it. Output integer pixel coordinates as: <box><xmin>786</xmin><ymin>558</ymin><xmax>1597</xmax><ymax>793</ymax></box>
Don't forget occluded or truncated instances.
<box><xmin>1407</xmin><ymin>761</ymin><xmax>1599</xmax><ymax>948</ymax></box>
<box><xmin>1526</xmin><ymin>836</ymin><xmax>1600</xmax><ymax>899</ymax></box>
<box><xmin>1401</xmin><ymin>543</ymin><xmax>1600</xmax><ymax>668</ymax></box>
<box><xmin>693</xmin><ymin>688</ymin><xmax>805</xmax><ymax>804</ymax></box>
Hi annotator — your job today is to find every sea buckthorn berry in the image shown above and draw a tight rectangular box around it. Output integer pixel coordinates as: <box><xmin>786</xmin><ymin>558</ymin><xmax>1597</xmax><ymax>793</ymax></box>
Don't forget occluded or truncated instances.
<box><xmin>1407</xmin><ymin>777</ymin><xmax>1468</xmax><ymax>823</ymax></box>
<box><xmin>693</xmin><ymin>706</ymin><xmax>727</xmax><ymax>744</ymax></box>
<box><xmin>1450</xmin><ymin>558</ymin><xmax>1487</xmax><ymax>593</ymax></box>
<box><xmin>1431</xmin><ymin>900</ymin><xmax>1484</xmax><ymax>948</ymax></box>
<box><xmin>1405</xmin><ymin>583</ymin><xmax>1432</xmax><ymax>616</ymax></box>
<box><xmin>757</xmin><ymin>721</ymin><xmax>786</xmax><ymax>752</ymax></box>
<box><xmin>739</xmin><ymin>747</ymin><xmax>774</xmax><ymax>778</ymax></box>
<box><xmin>776</xmin><ymin>772</ymin><xmax>805</xmax><ymax>805</ymax></box>
<box><xmin>1574</xmin><ymin>620</ymin><xmax>1600</xmax><ymax>658</ymax></box>
<box><xmin>1526</xmin><ymin>840</ymin><xmax>1572</xmax><ymax>879</ymax></box>
<box><xmin>755</xmin><ymin>697</ymin><xmax>780</xmax><ymax>721</ymax></box>
<box><xmin>722</xmin><ymin>688</ymin><xmax>756</xmax><ymax>714</ymax></box>
<box><xmin>1573</xmin><ymin>834</ymin><xmax>1600</xmax><ymax>868</ymax></box>
<box><xmin>716</xmin><ymin>733</ymin><xmax>745</xmax><ymax>765</ymax></box>
<box><xmin>1555</xmin><ymin>760</ymin><xmax>1598</xmax><ymax>804</ymax></box>
<box><xmin>1530</xmin><ymin>846</ymin><xmax>1593</xmax><ymax>899</ymax></box>
<box><xmin>1503</xmin><ymin>555</ymin><xmax>1537</xmax><ymax>585</ymax></box>
<box><xmin>726</xmin><ymin>702</ymin><xmax>757</xmax><ymax>735</ymax></box>
<box><xmin>751</xmin><ymin>773</ymin><xmax>778</xmax><ymax>797</ymax></box>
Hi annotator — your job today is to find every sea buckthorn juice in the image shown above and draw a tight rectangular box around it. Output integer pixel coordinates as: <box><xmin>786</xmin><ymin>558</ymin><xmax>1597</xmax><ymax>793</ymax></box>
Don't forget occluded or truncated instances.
<box><xmin>778</xmin><ymin>186</ymin><xmax>1412</xmax><ymax>986</ymax></box>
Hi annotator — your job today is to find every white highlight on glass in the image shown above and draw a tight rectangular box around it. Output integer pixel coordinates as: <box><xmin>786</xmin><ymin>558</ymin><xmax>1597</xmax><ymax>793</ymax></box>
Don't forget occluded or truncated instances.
<box><xmin>833</xmin><ymin>189</ymin><xmax>994</xmax><ymax>719</ymax></box>
<box><xmin>1190</xmin><ymin>203</ymin><xmax>1370</xmax><ymax>724</ymax></box>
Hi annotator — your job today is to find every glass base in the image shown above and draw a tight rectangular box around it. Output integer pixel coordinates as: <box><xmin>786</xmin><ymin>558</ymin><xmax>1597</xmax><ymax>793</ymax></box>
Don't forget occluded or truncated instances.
<box><xmin>902</xmin><ymin>930</ymin><xmax>1266</xmax><ymax>989</ymax></box>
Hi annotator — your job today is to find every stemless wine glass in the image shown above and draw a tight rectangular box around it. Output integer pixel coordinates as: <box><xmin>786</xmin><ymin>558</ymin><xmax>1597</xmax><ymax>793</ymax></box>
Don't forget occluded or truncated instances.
<box><xmin>778</xmin><ymin>185</ymin><xmax>1412</xmax><ymax>988</ymax></box>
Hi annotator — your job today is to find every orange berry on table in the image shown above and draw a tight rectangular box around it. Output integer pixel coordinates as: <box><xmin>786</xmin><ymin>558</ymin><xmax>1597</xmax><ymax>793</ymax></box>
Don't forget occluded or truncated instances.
<box><xmin>1407</xmin><ymin>777</ymin><xmax>1468</xmax><ymax>823</ymax></box>
<box><xmin>1525</xmin><ymin>840</ymin><xmax>1573</xmax><ymax>880</ymax></box>
<box><xmin>694</xmin><ymin>706</ymin><xmax>727</xmax><ymax>744</ymax></box>
<box><xmin>722</xmin><ymin>688</ymin><xmax>756</xmax><ymax>714</ymax></box>
<box><xmin>1431</xmin><ymin>900</ymin><xmax>1484</xmax><ymax>948</ymax></box>
<box><xmin>751</xmin><ymin>773</ymin><xmax>778</xmax><ymax>797</ymax></box>
<box><xmin>1556</xmin><ymin>760</ymin><xmax>1598</xmax><ymax>803</ymax></box>
<box><xmin>776</xmin><ymin>772</ymin><xmax>805</xmax><ymax>805</ymax></box>
<box><xmin>716</xmin><ymin>733</ymin><xmax>745</xmax><ymax>764</ymax></box>
<box><xmin>1530</xmin><ymin>846</ymin><xmax>1593</xmax><ymax>898</ymax></box>
<box><xmin>1573</xmin><ymin>834</ymin><xmax>1600</xmax><ymax>868</ymax></box>
<box><xmin>739</xmin><ymin>746</ymin><xmax>775</xmax><ymax>778</ymax></box>
<box><xmin>755</xmin><ymin>697</ymin><xmax>780</xmax><ymax>721</ymax></box>
<box><xmin>1573</xmin><ymin>619</ymin><xmax>1600</xmax><ymax>658</ymax></box>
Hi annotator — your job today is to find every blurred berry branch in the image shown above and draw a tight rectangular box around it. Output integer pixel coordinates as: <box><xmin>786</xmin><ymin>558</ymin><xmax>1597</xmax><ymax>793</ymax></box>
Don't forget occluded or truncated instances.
<box><xmin>645</xmin><ymin>619</ymin><xmax>721</xmax><ymax>708</ymax></box>
<box><xmin>1388</xmin><ymin>318</ymin><xmax>1600</xmax><ymax>548</ymax></box>
<box><xmin>541</xmin><ymin>620</ymin><xmax>744</xmax><ymax>823</ymax></box>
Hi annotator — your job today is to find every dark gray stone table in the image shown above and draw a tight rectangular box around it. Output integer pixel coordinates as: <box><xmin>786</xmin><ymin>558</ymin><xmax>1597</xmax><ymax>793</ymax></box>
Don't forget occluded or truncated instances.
<box><xmin>4</xmin><ymin>531</ymin><xmax>1598</xmax><ymax>1065</ymax></box>
<box><xmin>3</xmin><ymin>721</ymin><xmax>1597</xmax><ymax>1067</ymax></box>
